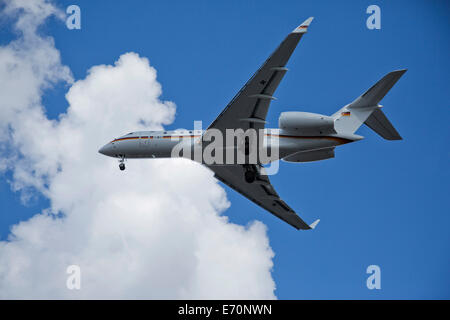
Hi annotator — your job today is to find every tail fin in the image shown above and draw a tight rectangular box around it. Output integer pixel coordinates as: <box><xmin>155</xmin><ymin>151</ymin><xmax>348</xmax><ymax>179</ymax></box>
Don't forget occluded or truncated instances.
<box><xmin>332</xmin><ymin>70</ymin><xmax>406</xmax><ymax>139</ymax></box>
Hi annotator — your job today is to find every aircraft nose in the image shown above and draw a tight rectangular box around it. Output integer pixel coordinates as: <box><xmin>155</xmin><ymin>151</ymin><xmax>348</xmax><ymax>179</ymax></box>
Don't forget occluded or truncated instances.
<box><xmin>98</xmin><ymin>143</ymin><xmax>113</xmax><ymax>156</ymax></box>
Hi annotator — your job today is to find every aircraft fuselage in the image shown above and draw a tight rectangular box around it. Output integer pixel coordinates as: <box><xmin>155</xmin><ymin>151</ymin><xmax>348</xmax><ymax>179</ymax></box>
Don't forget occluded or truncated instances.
<box><xmin>98</xmin><ymin>128</ymin><xmax>360</xmax><ymax>163</ymax></box>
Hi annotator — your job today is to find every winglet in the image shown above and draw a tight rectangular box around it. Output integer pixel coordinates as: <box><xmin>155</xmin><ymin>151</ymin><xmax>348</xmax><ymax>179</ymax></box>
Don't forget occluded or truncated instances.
<box><xmin>292</xmin><ymin>17</ymin><xmax>314</xmax><ymax>34</ymax></box>
<box><xmin>309</xmin><ymin>219</ymin><xmax>320</xmax><ymax>230</ymax></box>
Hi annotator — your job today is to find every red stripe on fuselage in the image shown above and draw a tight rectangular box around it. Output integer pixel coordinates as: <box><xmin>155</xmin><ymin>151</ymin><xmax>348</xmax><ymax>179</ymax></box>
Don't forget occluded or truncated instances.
<box><xmin>112</xmin><ymin>134</ymin><xmax>352</xmax><ymax>145</ymax></box>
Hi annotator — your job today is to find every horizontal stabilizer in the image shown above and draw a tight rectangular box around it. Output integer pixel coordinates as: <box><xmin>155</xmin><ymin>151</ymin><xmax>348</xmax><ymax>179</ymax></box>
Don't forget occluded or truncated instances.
<box><xmin>365</xmin><ymin>108</ymin><xmax>402</xmax><ymax>140</ymax></box>
<box><xmin>349</xmin><ymin>69</ymin><xmax>407</xmax><ymax>108</ymax></box>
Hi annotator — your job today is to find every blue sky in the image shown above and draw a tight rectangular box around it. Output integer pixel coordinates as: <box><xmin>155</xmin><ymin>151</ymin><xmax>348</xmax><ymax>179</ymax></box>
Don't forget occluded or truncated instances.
<box><xmin>1</xmin><ymin>0</ymin><xmax>449</xmax><ymax>299</ymax></box>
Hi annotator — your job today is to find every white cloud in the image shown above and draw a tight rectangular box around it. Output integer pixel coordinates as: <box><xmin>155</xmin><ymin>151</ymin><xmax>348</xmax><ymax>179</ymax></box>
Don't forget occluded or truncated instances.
<box><xmin>0</xmin><ymin>0</ymin><xmax>276</xmax><ymax>299</ymax></box>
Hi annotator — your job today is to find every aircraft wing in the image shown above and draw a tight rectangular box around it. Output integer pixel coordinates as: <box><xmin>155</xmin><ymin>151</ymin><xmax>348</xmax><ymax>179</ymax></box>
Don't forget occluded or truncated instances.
<box><xmin>204</xmin><ymin>18</ymin><xmax>318</xmax><ymax>230</ymax></box>
<box><xmin>207</xmin><ymin>164</ymin><xmax>320</xmax><ymax>230</ymax></box>
<box><xmin>204</xmin><ymin>17</ymin><xmax>314</xmax><ymax>134</ymax></box>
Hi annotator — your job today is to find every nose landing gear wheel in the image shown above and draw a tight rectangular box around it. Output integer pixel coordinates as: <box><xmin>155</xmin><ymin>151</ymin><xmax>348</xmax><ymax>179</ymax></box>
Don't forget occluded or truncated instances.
<box><xmin>119</xmin><ymin>163</ymin><xmax>125</xmax><ymax>171</ymax></box>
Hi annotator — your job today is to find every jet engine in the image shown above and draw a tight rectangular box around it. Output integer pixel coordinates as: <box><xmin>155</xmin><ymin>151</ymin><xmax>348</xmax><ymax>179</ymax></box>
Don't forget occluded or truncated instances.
<box><xmin>278</xmin><ymin>112</ymin><xmax>336</xmax><ymax>136</ymax></box>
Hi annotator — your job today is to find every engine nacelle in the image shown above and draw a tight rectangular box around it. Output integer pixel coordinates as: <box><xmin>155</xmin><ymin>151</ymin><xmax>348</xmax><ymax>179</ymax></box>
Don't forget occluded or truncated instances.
<box><xmin>278</xmin><ymin>112</ymin><xmax>336</xmax><ymax>136</ymax></box>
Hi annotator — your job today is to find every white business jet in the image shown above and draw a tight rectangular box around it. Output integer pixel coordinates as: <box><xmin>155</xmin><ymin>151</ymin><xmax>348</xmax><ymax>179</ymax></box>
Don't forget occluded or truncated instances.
<box><xmin>99</xmin><ymin>17</ymin><xmax>405</xmax><ymax>230</ymax></box>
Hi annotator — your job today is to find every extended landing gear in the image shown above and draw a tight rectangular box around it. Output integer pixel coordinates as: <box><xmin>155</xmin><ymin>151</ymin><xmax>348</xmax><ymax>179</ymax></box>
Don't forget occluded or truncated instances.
<box><xmin>244</xmin><ymin>169</ymin><xmax>256</xmax><ymax>183</ymax></box>
<box><xmin>118</xmin><ymin>156</ymin><xmax>125</xmax><ymax>171</ymax></box>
